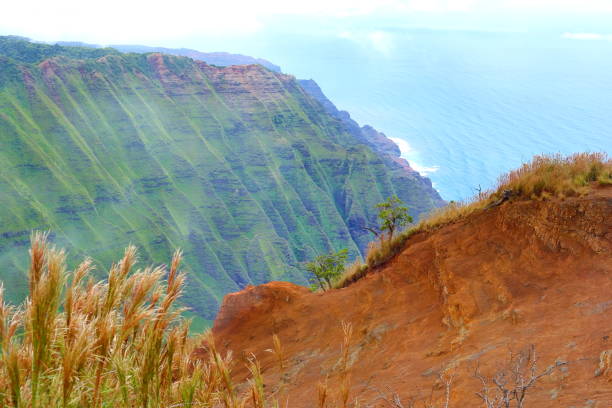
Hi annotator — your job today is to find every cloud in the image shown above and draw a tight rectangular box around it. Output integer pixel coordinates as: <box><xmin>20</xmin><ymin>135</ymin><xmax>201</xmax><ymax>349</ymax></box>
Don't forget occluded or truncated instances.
<box><xmin>367</xmin><ymin>31</ymin><xmax>395</xmax><ymax>55</ymax></box>
<box><xmin>337</xmin><ymin>30</ymin><xmax>397</xmax><ymax>56</ymax></box>
<box><xmin>2</xmin><ymin>1</ymin><xmax>430</xmax><ymax>44</ymax></box>
<box><xmin>0</xmin><ymin>0</ymin><xmax>266</xmax><ymax>43</ymax></box>
<box><xmin>504</xmin><ymin>0</ymin><xmax>612</xmax><ymax>13</ymax></box>
<box><xmin>3</xmin><ymin>0</ymin><xmax>612</xmax><ymax>45</ymax></box>
<box><xmin>562</xmin><ymin>32</ymin><xmax>612</xmax><ymax>41</ymax></box>
<box><xmin>407</xmin><ymin>0</ymin><xmax>479</xmax><ymax>13</ymax></box>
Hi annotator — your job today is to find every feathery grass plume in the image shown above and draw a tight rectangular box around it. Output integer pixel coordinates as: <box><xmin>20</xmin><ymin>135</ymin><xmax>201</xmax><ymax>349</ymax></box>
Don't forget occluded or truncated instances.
<box><xmin>0</xmin><ymin>233</ymin><xmax>229</xmax><ymax>408</ymax></box>
<box><xmin>61</xmin><ymin>315</ymin><xmax>94</xmax><ymax>407</ymax></box>
<box><xmin>110</xmin><ymin>351</ymin><xmax>133</xmax><ymax>406</ymax></box>
<box><xmin>0</xmin><ymin>285</ymin><xmax>15</xmax><ymax>407</ymax></box>
<box><xmin>267</xmin><ymin>334</ymin><xmax>285</xmax><ymax>371</ymax></box>
<box><xmin>163</xmin><ymin>250</ymin><xmax>185</xmax><ymax>313</ymax></box>
<box><xmin>0</xmin><ymin>284</ymin><xmax>13</xmax><ymax>349</ymax></box>
<box><xmin>248</xmin><ymin>356</ymin><xmax>266</xmax><ymax>408</ymax></box>
<box><xmin>64</xmin><ymin>258</ymin><xmax>92</xmax><ymax>340</ymax></box>
<box><xmin>28</xmin><ymin>231</ymin><xmax>48</xmax><ymax>295</ymax></box>
<box><xmin>28</xmin><ymin>235</ymin><xmax>66</xmax><ymax>408</ymax></box>
<box><xmin>4</xmin><ymin>341</ymin><xmax>22</xmax><ymax>407</ymax></box>
<box><xmin>497</xmin><ymin>152</ymin><xmax>611</xmax><ymax>198</ymax></box>
<box><xmin>340</xmin><ymin>322</ymin><xmax>353</xmax><ymax>373</ymax></box>
<box><xmin>1</xmin><ymin>233</ymin><xmax>378</xmax><ymax>407</ymax></box>
<box><xmin>338</xmin><ymin>321</ymin><xmax>353</xmax><ymax>408</ymax></box>
<box><xmin>102</xmin><ymin>245</ymin><xmax>135</xmax><ymax>317</ymax></box>
<box><xmin>118</xmin><ymin>267</ymin><xmax>162</xmax><ymax>343</ymax></box>
<box><xmin>204</xmin><ymin>330</ymin><xmax>241</xmax><ymax>407</ymax></box>
<box><xmin>317</xmin><ymin>377</ymin><xmax>329</xmax><ymax>408</ymax></box>
<box><xmin>333</xmin><ymin>261</ymin><xmax>367</xmax><ymax>290</ymax></box>
<box><xmin>215</xmin><ymin>349</ymin><xmax>237</xmax><ymax>407</ymax></box>
<box><xmin>179</xmin><ymin>359</ymin><xmax>203</xmax><ymax>408</ymax></box>
<box><xmin>91</xmin><ymin>311</ymin><xmax>116</xmax><ymax>408</ymax></box>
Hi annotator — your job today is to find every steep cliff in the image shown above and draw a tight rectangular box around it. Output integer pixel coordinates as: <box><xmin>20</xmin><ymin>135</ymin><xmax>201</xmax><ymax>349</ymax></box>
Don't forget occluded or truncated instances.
<box><xmin>299</xmin><ymin>79</ymin><xmax>428</xmax><ymax>176</ymax></box>
<box><xmin>212</xmin><ymin>186</ymin><xmax>612</xmax><ymax>406</ymax></box>
<box><xmin>0</xmin><ymin>37</ymin><xmax>443</xmax><ymax>320</ymax></box>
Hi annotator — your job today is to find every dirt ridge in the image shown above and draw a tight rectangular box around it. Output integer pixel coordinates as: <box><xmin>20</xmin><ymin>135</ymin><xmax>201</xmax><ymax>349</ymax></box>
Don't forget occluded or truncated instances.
<box><xmin>211</xmin><ymin>188</ymin><xmax>612</xmax><ymax>407</ymax></box>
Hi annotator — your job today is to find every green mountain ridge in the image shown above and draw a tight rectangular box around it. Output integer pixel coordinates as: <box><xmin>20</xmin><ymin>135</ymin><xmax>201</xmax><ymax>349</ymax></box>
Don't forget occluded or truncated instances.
<box><xmin>53</xmin><ymin>40</ymin><xmax>283</xmax><ymax>72</ymax></box>
<box><xmin>0</xmin><ymin>36</ymin><xmax>443</xmax><ymax>321</ymax></box>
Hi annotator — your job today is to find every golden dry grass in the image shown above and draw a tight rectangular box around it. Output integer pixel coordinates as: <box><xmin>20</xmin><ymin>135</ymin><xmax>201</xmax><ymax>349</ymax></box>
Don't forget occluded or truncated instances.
<box><xmin>497</xmin><ymin>152</ymin><xmax>611</xmax><ymax>197</ymax></box>
<box><xmin>0</xmin><ymin>233</ymin><xmax>366</xmax><ymax>408</ymax></box>
<box><xmin>334</xmin><ymin>153</ymin><xmax>611</xmax><ymax>288</ymax></box>
<box><xmin>333</xmin><ymin>260</ymin><xmax>369</xmax><ymax>291</ymax></box>
<box><xmin>0</xmin><ymin>232</ymin><xmax>255</xmax><ymax>407</ymax></box>
<box><xmin>0</xmin><ymin>232</ymin><xmax>220</xmax><ymax>408</ymax></box>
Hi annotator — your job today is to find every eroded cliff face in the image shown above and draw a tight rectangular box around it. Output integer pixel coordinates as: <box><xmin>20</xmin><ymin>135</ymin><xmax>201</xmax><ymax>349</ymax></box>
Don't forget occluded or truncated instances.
<box><xmin>0</xmin><ymin>37</ymin><xmax>443</xmax><ymax>319</ymax></box>
<box><xmin>108</xmin><ymin>44</ymin><xmax>282</xmax><ymax>72</ymax></box>
<box><xmin>211</xmin><ymin>187</ymin><xmax>612</xmax><ymax>407</ymax></box>
<box><xmin>298</xmin><ymin>78</ymin><xmax>435</xmax><ymax>185</ymax></box>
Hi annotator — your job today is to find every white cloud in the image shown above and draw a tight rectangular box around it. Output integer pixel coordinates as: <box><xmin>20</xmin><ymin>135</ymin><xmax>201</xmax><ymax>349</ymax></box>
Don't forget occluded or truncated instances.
<box><xmin>407</xmin><ymin>0</ymin><xmax>479</xmax><ymax>12</ymax></box>
<box><xmin>337</xmin><ymin>30</ymin><xmax>397</xmax><ymax>56</ymax></box>
<box><xmin>3</xmin><ymin>0</ymin><xmax>612</xmax><ymax>44</ymax></box>
<box><xmin>0</xmin><ymin>0</ymin><xmax>267</xmax><ymax>43</ymax></box>
<box><xmin>562</xmin><ymin>32</ymin><xmax>612</xmax><ymax>41</ymax></box>
<box><xmin>1</xmin><ymin>1</ymin><xmax>425</xmax><ymax>44</ymax></box>
<box><xmin>367</xmin><ymin>31</ymin><xmax>395</xmax><ymax>55</ymax></box>
<box><xmin>504</xmin><ymin>0</ymin><xmax>612</xmax><ymax>13</ymax></box>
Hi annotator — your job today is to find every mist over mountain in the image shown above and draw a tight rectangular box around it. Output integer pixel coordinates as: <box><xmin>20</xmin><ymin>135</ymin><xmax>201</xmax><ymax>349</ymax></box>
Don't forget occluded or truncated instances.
<box><xmin>53</xmin><ymin>40</ymin><xmax>282</xmax><ymax>72</ymax></box>
<box><xmin>0</xmin><ymin>36</ymin><xmax>442</xmax><ymax>322</ymax></box>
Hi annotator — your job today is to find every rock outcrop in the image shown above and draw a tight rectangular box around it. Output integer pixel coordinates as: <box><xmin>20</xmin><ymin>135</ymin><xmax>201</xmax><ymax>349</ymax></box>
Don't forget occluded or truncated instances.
<box><xmin>212</xmin><ymin>187</ymin><xmax>612</xmax><ymax>407</ymax></box>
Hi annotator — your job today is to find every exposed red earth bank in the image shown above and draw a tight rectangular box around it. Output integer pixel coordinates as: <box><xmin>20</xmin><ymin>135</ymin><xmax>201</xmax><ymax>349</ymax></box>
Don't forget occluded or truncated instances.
<box><xmin>210</xmin><ymin>187</ymin><xmax>612</xmax><ymax>407</ymax></box>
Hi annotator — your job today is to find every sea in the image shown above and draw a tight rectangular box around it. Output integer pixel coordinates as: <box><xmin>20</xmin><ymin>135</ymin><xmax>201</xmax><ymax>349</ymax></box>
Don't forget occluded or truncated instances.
<box><xmin>190</xmin><ymin>27</ymin><xmax>612</xmax><ymax>201</ymax></box>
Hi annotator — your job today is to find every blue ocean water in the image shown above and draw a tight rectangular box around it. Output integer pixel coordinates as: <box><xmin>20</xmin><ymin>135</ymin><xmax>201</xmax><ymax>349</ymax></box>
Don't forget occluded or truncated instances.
<box><xmin>232</xmin><ymin>29</ymin><xmax>612</xmax><ymax>201</ymax></box>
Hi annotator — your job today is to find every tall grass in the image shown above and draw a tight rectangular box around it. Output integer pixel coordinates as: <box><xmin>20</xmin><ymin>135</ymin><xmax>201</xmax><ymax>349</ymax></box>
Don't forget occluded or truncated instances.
<box><xmin>0</xmin><ymin>227</ymin><xmax>578</xmax><ymax>406</ymax></box>
<box><xmin>334</xmin><ymin>153</ymin><xmax>611</xmax><ymax>288</ymax></box>
<box><xmin>0</xmin><ymin>233</ymin><xmax>250</xmax><ymax>407</ymax></box>
<box><xmin>0</xmin><ymin>233</ymin><xmax>369</xmax><ymax>407</ymax></box>
<box><xmin>0</xmin><ymin>232</ymin><xmax>212</xmax><ymax>407</ymax></box>
<box><xmin>497</xmin><ymin>152</ymin><xmax>611</xmax><ymax>197</ymax></box>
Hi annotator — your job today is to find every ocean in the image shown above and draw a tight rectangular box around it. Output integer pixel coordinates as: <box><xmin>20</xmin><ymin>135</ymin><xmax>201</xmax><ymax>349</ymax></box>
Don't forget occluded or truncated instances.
<box><xmin>218</xmin><ymin>28</ymin><xmax>612</xmax><ymax>201</ymax></box>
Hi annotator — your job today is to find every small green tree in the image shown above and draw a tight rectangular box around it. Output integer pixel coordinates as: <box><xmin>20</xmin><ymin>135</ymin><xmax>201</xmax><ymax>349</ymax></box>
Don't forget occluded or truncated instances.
<box><xmin>305</xmin><ymin>248</ymin><xmax>348</xmax><ymax>291</ymax></box>
<box><xmin>365</xmin><ymin>195</ymin><xmax>413</xmax><ymax>241</ymax></box>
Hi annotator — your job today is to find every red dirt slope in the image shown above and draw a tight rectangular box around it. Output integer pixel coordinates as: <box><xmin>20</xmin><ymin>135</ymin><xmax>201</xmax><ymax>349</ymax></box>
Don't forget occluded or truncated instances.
<box><xmin>212</xmin><ymin>187</ymin><xmax>612</xmax><ymax>407</ymax></box>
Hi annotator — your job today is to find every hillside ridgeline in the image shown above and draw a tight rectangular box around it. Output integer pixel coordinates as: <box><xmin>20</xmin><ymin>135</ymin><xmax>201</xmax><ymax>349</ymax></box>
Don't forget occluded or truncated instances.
<box><xmin>0</xmin><ymin>155</ymin><xmax>608</xmax><ymax>408</ymax></box>
<box><xmin>211</xmin><ymin>155</ymin><xmax>612</xmax><ymax>407</ymax></box>
<box><xmin>0</xmin><ymin>36</ymin><xmax>443</xmax><ymax>320</ymax></box>
<box><xmin>55</xmin><ymin>40</ymin><xmax>283</xmax><ymax>72</ymax></box>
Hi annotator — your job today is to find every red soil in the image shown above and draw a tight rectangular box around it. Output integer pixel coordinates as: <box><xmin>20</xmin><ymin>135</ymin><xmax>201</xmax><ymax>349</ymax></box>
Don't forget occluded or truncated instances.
<box><xmin>211</xmin><ymin>187</ymin><xmax>612</xmax><ymax>407</ymax></box>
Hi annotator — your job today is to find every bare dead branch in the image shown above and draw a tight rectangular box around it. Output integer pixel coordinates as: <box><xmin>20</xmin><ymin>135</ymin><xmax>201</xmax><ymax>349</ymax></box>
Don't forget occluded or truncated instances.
<box><xmin>362</xmin><ymin>227</ymin><xmax>381</xmax><ymax>238</ymax></box>
<box><xmin>473</xmin><ymin>345</ymin><xmax>568</xmax><ymax>408</ymax></box>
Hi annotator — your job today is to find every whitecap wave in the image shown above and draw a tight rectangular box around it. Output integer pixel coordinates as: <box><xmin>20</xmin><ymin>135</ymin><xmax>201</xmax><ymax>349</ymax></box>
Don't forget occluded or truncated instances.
<box><xmin>389</xmin><ymin>137</ymin><xmax>440</xmax><ymax>176</ymax></box>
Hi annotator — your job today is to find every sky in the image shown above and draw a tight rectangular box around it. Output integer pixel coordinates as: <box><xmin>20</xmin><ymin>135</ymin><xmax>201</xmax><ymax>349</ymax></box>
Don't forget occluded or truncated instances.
<box><xmin>2</xmin><ymin>0</ymin><xmax>612</xmax><ymax>46</ymax></box>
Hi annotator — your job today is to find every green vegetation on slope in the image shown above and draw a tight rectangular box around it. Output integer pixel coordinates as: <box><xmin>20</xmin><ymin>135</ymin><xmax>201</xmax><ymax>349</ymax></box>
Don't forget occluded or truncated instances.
<box><xmin>0</xmin><ymin>37</ymin><xmax>443</xmax><ymax>319</ymax></box>
<box><xmin>0</xmin><ymin>36</ymin><xmax>120</xmax><ymax>64</ymax></box>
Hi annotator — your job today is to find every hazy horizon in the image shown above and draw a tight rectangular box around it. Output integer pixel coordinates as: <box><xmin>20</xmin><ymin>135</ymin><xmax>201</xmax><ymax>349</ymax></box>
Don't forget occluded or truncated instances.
<box><xmin>3</xmin><ymin>0</ymin><xmax>612</xmax><ymax>47</ymax></box>
<box><xmin>3</xmin><ymin>1</ymin><xmax>611</xmax><ymax>200</ymax></box>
